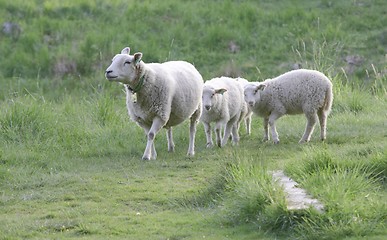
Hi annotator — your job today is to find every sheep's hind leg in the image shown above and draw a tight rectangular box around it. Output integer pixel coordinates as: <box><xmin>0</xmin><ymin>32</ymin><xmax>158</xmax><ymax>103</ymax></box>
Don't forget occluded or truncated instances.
<box><xmin>230</xmin><ymin>122</ymin><xmax>240</xmax><ymax>145</ymax></box>
<box><xmin>143</xmin><ymin>117</ymin><xmax>165</xmax><ymax>160</ymax></box>
<box><xmin>245</xmin><ymin>113</ymin><xmax>252</xmax><ymax>135</ymax></box>
<box><xmin>166</xmin><ymin>127</ymin><xmax>175</xmax><ymax>152</ymax></box>
<box><xmin>215</xmin><ymin>122</ymin><xmax>223</xmax><ymax>147</ymax></box>
<box><xmin>300</xmin><ymin>112</ymin><xmax>317</xmax><ymax>143</ymax></box>
<box><xmin>261</xmin><ymin>117</ymin><xmax>270</xmax><ymax>142</ymax></box>
<box><xmin>187</xmin><ymin>107</ymin><xmax>201</xmax><ymax>156</ymax></box>
<box><xmin>317</xmin><ymin>109</ymin><xmax>328</xmax><ymax>141</ymax></box>
<box><xmin>222</xmin><ymin>117</ymin><xmax>238</xmax><ymax>147</ymax></box>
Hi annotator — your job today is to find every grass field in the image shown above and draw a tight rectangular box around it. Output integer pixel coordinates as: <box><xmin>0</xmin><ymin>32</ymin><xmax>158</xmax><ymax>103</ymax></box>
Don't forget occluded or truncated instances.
<box><xmin>1</xmin><ymin>0</ymin><xmax>386</xmax><ymax>239</ymax></box>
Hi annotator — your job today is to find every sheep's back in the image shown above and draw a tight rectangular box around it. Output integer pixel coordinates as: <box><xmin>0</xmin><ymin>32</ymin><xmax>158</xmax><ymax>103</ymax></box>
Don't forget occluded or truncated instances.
<box><xmin>265</xmin><ymin>69</ymin><xmax>332</xmax><ymax>114</ymax></box>
<box><xmin>149</xmin><ymin>61</ymin><xmax>203</xmax><ymax>126</ymax></box>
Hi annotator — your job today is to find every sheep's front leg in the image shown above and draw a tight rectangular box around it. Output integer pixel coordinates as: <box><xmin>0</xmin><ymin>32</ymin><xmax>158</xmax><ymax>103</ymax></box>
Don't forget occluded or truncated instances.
<box><xmin>166</xmin><ymin>127</ymin><xmax>175</xmax><ymax>152</ymax></box>
<box><xmin>187</xmin><ymin>107</ymin><xmax>201</xmax><ymax>156</ymax></box>
<box><xmin>143</xmin><ymin>117</ymin><xmax>165</xmax><ymax>160</ymax></box>
<box><xmin>268</xmin><ymin>113</ymin><xmax>282</xmax><ymax>144</ymax></box>
<box><xmin>203</xmin><ymin>122</ymin><xmax>213</xmax><ymax>148</ymax></box>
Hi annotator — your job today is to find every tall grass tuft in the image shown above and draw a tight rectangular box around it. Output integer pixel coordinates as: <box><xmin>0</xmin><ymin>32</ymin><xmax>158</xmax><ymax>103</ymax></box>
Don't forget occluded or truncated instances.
<box><xmin>220</xmin><ymin>157</ymin><xmax>287</xmax><ymax>226</ymax></box>
<box><xmin>285</xmin><ymin>147</ymin><xmax>387</xmax><ymax>239</ymax></box>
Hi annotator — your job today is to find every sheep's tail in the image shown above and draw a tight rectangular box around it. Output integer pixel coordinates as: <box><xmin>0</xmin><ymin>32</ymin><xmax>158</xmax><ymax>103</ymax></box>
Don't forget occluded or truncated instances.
<box><xmin>323</xmin><ymin>82</ymin><xmax>333</xmax><ymax>113</ymax></box>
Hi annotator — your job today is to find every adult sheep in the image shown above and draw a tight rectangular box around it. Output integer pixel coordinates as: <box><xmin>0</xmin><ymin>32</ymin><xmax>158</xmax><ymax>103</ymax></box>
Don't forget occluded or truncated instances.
<box><xmin>105</xmin><ymin>47</ymin><xmax>203</xmax><ymax>160</ymax></box>
<box><xmin>200</xmin><ymin>76</ymin><xmax>245</xmax><ymax>148</ymax></box>
<box><xmin>244</xmin><ymin>69</ymin><xmax>333</xmax><ymax>144</ymax></box>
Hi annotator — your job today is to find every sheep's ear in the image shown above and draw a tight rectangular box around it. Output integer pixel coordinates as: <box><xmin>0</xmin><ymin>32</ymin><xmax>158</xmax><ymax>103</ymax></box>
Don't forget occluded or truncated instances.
<box><xmin>134</xmin><ymin>52</ymin><xmax>143</xmax><ymax>66</ymax></box>
<box><xmin>215</xmin><ymin>88</ymin><xmax>227</xmax><ymax>95</ymax></box>
<box><xmin>256</xmin><ymin>84</ymin><xmax>266</xmax><ymax>91</ymax></box>
<box><xmin>121</xmin><ymin>47</ymin><xmax>130</xmax><ymax>55</ymax></box>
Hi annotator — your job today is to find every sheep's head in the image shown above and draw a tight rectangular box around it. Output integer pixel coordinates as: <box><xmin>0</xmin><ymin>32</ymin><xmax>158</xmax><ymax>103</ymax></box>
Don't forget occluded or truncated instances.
<box><xmin>202</xmin><ymin>86</ymin><xmax>227</xmax><ymax>111</ymax></box>
<box><xmin>105</xmin><ymin>47</ymin><xmax>143</xmax><ymax>84</ymax></box>
<box><xmin>244</xmin><ymin>83</ymin><xmax>266</xmax><ymax>107</ymax></box>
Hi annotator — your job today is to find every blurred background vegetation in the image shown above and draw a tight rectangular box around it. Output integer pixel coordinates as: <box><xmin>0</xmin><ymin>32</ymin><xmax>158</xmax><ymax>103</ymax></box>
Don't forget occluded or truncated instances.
<box><xmin>0</xmin><ymin>0</ymin><xmax>386</xmax><ymax>100</ymax></box>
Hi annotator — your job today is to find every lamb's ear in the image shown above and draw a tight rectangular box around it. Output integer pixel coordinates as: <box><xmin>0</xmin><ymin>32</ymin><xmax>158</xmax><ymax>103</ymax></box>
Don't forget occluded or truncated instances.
<box><xmin>121</xmin><ymin>47</ymin><xmax>130</xmax><ymax>55</ymax></box>
<box><xmin>256</xmin><ymin>84</ymin><xmax>266</xmax><ymax>91</ymax></box>
<box><xmin>133</xmin><ymin>52</ymin><xmax>143</xmax><ymax>66</ymax></box>
<box><xmin>215</xmin><ymin>88</ymin><xmax>227</xmax><ymax>95</ymax></box>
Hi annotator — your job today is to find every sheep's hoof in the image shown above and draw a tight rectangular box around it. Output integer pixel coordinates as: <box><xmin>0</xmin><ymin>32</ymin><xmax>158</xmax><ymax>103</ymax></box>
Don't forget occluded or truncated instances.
<box><xmin>206</xmin><ymin>142</ymin><xmax>213</xmax><ymax>148</ymax></box>
<box><xmin>262</xmin><ymin>137</ymin><xmax>269</xmax><ymax>142</ymax></box>
<box><xmin>168</xmin><ymin>147</ymin><xmax>175</xmax><ymax>152</ymax></box>
<box><xmin>187</xmin><ymin>151</ymin><xmax>195</xmax><ymax>157</ymax></box>
<box><xmin>273</xmin><ymin>140</ymin><xmax>280</xmax><ymax>144</ymax></box>
<box><xmin>142</xmin><ymin>155</ymin><xmax>151</xmax><ymax>161</ymax></box>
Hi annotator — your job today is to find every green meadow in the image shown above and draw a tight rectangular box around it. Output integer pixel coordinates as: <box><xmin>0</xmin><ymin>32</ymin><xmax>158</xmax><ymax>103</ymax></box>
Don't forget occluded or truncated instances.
<box><xmin>0</xmin><ymin>0</ymin><xmax>386</xmax><ymax>239</ymax></box>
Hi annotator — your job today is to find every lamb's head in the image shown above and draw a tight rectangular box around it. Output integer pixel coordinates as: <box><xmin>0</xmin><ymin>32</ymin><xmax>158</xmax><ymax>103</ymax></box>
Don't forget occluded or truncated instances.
<box><xmin>244</xmin><ymin>83</ymin><xmax>266</xmax><ymax>107</ymax></box>
<box><xmin>202</xmin><ymin>85</ymin><xmax>227</xmax><ymax>111</ymax></box>
<box><xmin>105</xmin><ymin>47</ymin><xmax>143</xmax><ymax>84</ymax></box>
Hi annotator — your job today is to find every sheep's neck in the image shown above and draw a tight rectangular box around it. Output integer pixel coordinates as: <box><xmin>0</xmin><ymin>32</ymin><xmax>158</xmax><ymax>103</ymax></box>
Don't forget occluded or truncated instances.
<box><xmin>129</xmin><ymin>68</ymin><xmax>145</xmax><ymax>93</ymax></box>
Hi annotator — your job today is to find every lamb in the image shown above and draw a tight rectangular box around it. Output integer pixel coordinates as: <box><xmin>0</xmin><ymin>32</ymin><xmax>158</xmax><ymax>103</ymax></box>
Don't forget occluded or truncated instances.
<box><xmin>235</xmin><ymin>77</ymin><xmax>253</xmax><ymax>135</ymax></box>
<box><xmin>105</xmin><ymin>47</ymin><xmax>203</xmax><ymax>160</ymax></box>
<box><xmin>200</xmin><ymin>76</ymin><xmax>245</xmax><ymax>148</ymax></box>
<box><xmin>243</xmin><ymin>69</ymin><xmax>333</xmax><ymax>144</ymax></box>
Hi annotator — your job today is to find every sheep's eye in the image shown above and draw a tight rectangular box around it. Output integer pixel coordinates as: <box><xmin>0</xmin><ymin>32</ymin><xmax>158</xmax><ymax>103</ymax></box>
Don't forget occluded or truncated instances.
<box><xmin>211</xmin><ymin>93</ymin><xmax>215</xmax><ymax>97</ymax></box>
<box><xmin>124</xmin><ymin>61</ymin><xmax>131</xmax><ymax>65</ymax></box>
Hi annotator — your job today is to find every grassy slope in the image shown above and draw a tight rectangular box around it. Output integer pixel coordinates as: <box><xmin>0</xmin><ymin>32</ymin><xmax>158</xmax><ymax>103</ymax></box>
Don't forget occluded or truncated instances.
<box><xmin>0</xmin><ymin>0</ymin><xmax>386</xmax><ymax>239</ymax></box>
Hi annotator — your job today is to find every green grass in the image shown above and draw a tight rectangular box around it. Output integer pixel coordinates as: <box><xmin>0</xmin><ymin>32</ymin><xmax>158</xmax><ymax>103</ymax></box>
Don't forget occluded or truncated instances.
<box><xmin>1</xmin><ymin>0</ymin><xmax>387</xmax><ymax>239</ymax></box>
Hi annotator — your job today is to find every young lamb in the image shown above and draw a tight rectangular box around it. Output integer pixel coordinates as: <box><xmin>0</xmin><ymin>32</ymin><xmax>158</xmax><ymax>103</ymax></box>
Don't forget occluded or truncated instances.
<box><xmin>200</xmin><ymin>77</ymin><xmax>245</xmax><ymax>148</ymax></box>
<box><xmin>235</xmin><ymin>77</ymin><xmax>253</xmax><ymax>135</ymax></box>
<box><xmin>244</xmin><ymin>69</ymin><xmax>333</xmax><ymax>144</ymax></box>
<box><xmin>105</xmin><ymin>47</ymin><xmax>203</xmax><ymax>160</ymax></box>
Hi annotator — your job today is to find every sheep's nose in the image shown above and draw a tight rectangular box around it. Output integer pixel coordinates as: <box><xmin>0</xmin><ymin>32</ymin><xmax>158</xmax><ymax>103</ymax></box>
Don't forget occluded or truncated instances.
<box><xmin>105</xmin><ymin>70</ymin><xmax>112</xmax><ymax>75</ymax></box>
<box><xmin>248</xmin><ymin>101</ymin><xmax>254</xmax><ymax>106</ymax></box>
<box><xmin>205</xmin><ymin>105</ymin><xmax>211</xmax><ymax>111</ymax></box>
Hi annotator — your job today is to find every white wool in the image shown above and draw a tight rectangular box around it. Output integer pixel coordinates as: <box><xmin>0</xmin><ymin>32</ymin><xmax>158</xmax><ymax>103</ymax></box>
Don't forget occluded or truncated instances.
<box><xmin>105</xmin><ymin>47</ymin><xmax>203</xmax><ymax>160</ymax></box>
<box><xmin>200</xmin><ymin>76</ymin><xmax>245</xmax><ymax>147</ymax></box>
<box><xmin>244</xmin><ymin>69</ymin><xmax>333</xmax><ymax>143</ymax></box>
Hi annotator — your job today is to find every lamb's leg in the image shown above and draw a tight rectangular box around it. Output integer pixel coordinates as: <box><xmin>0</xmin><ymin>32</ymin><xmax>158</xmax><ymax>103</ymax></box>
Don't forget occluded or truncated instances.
<box><xmin>215</xmin><ymin>122</ymin><xmax>223</xmax><ymax>147</ymax></box>
<box><xmin>166</xmin><ymin>127</ymin><xmax>175</xmax><ymax>152</ymax></box>
<box><xmin>187</xmin><ymin>107</ymin><xmax>201</xmax><ymax>156</ymax></box>
<box><xmin>263</xmin><ymin>117</ymin><xmax>269</xmax><ymax>142</ymax></box>
<box><xmin>268</xmin><ymin>113</ymin><xmax>282</xmax><ymax>144</ymax></box>
<box><xmin>300</xmin><ymin>111</ymin><xmax>318</xmax><ymax>143</ymax></box>
<box><xmin>245</xmin><ymin>113</ymin><xmax>252</xmax><ymax>135</ymax></box>
<box><xmin>231</xmin><ymin>122</ymin><xmax>240</xmax><ymax>145</ymax></box>
<box><xmin>222</xmin><ymin>117</ymin><xmax>238</xmax><ymax>147</ymax></box>
<box><xmin>142</xmin><ymin>117</ymin><xmax>165</xmax><ymax>160</ymax></box>
<box><xmin>317</xmin><ymin>109</ymin><xmax>328</xmax><ymax>141</ymax></box>
<box><xmin>203</xmin><ymin>122</ymin><xmax>213</xmax><ymax>148</ymax></box>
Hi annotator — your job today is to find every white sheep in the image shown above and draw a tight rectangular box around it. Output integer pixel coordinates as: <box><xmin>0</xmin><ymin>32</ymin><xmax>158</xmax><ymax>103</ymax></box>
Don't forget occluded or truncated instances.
<box><xmin>244</xmin><ymin>69</ymin><xmax>333</xmax><ymax>144</ymax></box>
<box><xmin>200</xmin><ymin>76</ymin><xmax>245</xmax><ymax>148</ymax></box>
<box><xmin>105</xmin><ymin>47</ymin><xmax>203</xmax><ymax>160</ymax></box>
<box><xmin>235</xmin><ymin>77</ymin><xmax>253</xmax><ymax>135</ymax></box>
